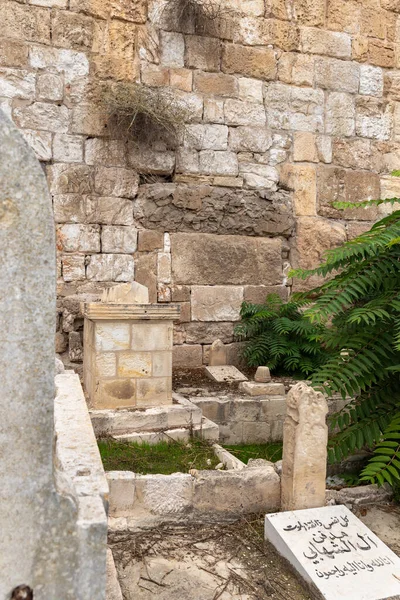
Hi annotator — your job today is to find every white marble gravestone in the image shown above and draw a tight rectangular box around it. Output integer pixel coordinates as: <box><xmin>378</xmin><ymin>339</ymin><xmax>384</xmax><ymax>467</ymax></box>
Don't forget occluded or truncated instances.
<box><xmin>265</xmin><ymin>505</ymin><xmax>400</xmax><ymax>600</ymax></box>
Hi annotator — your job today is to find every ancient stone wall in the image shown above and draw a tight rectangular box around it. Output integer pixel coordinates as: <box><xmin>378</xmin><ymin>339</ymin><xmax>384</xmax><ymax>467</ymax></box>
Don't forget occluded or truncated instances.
<box><xmin>1</xmin><ymin>0</ymin><xmax>399</xmax><ymax>367</ymax></box>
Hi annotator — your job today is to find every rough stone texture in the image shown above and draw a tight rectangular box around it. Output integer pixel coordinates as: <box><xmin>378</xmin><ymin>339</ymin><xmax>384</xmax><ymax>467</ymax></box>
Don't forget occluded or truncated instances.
<box><xmin>0</xmin><ymin>112</ymin><xmax>107</xmax><ymax>598</ymax></box>
<box><xmin>281</xmin><ymin>382</ymin><xmax>328</xmax><ymax>511</ymax></box>
<box><xmin>171</xmin><ymin>233</ymin><xmax>282</xmax><ymax>286</ymax></box>
<box><xmin>208</xmin><ymin>339</ymin><xmax>227</xmax><ymax>366</ymax></box>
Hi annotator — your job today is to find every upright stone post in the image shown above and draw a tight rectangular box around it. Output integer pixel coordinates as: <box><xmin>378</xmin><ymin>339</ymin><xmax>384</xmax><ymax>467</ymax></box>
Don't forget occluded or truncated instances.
<box><xmin>0</xmin><ymin>111</ymin><xmax>107</xmax><ymax>599</ymax></box>
<box><xmin>281</xmin><ymin>382</ymin><xmax>328</xmax><ymax>511</ymax></box>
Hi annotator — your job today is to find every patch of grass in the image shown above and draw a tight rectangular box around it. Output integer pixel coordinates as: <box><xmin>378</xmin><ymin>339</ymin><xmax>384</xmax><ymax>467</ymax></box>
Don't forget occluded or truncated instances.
<box><xmin>224</xmin><ymin>443</ymin><xmax>283</xmax><ymax>464</ymax></box>
<box><xmin>98</xmin><ymin>438</ymin><xmax>220</xmax><ymax>475</ymax></box>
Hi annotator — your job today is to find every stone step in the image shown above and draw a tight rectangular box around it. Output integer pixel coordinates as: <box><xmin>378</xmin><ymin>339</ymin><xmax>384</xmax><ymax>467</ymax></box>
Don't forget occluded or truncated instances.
<box><xmin>90</xmin><ymin>395</ymin><xmax>202</xmax><ymax>437</ymax></box>
<box><xmin>111</xmin><ymin>417</ymin><xmax>219</xmax><ymax>445</ymax></box>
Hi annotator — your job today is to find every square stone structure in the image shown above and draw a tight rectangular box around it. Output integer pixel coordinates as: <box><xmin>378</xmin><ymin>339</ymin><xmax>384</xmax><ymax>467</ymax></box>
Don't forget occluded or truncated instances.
<box><xmin>83</xmin><ymin>302</ymin><xmax>180</xmax><ymax>409</ymax></box>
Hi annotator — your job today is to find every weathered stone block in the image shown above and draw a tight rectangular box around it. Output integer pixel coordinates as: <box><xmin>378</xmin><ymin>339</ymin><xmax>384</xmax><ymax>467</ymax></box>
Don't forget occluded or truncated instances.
<box><xmin>70</xmin><ymin>0</ymin><xmax>147</xmax><ymax>22</ymax></box>
<box><xmin>51</xmin><ymin>10</ymin><xmax>94</xmax><ymax>50</ymax></box>
<box><xmin>48</xmin><ymin>163</ymin><xmax>94</xmax><ymax>195</ymax></box>
<box><xmin>21</xmin><ymin>129</ymin><xmax>52</xmax><ymax>162</ymax></box>
<box><xmin>327</xmin><ymin>0</ymin><xmax>360</xmax><ymax>33</ymax></box>
<box><xmin>185</xmin><ymin>322</ymin><xmax>234</xmax><ymax>344</ymax></box>
<box><xmin>0</xmin><ymin>39</ymin><xmax>28</xmax><ymax>68</ymax></box>
<box><xmin>242</xmin><ymin>421</ymin><xmax>271</xmax><ymax>443</ymax></box>
<box><xmin>332</xmin><ymin>138</ymin><xmax>373</xmax><ymax>170</ymax></box>
<box><xmin>199</xmin><ymin>150</ymin><xmax>238</xmax><ymax>175</ymax></box>
<box><xmin>62</xmin><ymin>254</ymin><xmax>85</xmax><ymax>281</ymax></box>
<box><xmin>86</xmin><ymin>197</ymin><xmax>134</xmax><ymax>226</ymax></box>
<box><xmin>135</xmin><ymin>253</ymin><xmax>157</xmax><ymax>302</ymax></box>
<box><xmin>326</xmin><ymin>92</ymin><xmax>355</xmax><ymax>136</ymax></box>
<box><xmin>300</xmin><ymin>27</ymin><xmax>351</xmax><ymax>58</ymax></box>
<box><xmin>315</xmin><ymin>57</ymin><xmax>359</xmax><ymax>93</ymax></box>
<box><xmin>85</xmin><ymin>139</ymin><xmax>126</xmax><ymax>167</ymax></box>
<box><xmin>278</xmin><ymin>52</ymin><xmax>315</xmax><ymax>86</ymax></box>
<box><xmin>94</xmin><ymin>167</ymin><xmax>139</xmax><ymax>198</ymax></box>
<box><xmin>222</xmin><ymin>44</ymin><xmax>277</xmax><ymax>80</ymax></box>
<box><xmin>368</xmin><ymin>39</ymin><xmax>395</xmax><ymax>68</ymax></box>
<box><xmin>293</xmin><ymin>0</ymin><xmax>325</xmax><ymax>26</ymax></box>
<box><xmin>360</xmin><ymin>64</ymin><xmax>384</xmax><ymax>97</ymax></box>
<box><xmin>95</xmin><ymin>322</ymin><xmax>130</xmax><ymax>352</ymax></box>
<box><xmin>138</xmin><ymin>230</ymin><xmax>164</xmax><ymax>251</ymax></box>
<box><xmin>101</xmin><ymin>226</ymin><xmax>137</xmax><ymax>254</ymax></box>
<box><xmin>191</xmin><ymin>286</ymin><xmax>243</xmax><ymax>321</ymax></box>
<box><xmin>356</xmin><ymin>97</ymin><xmax>393</xmax><ymax>141</ymax></box>
<box><xmin>264</xmin><ymin>82</ymin><xmax>324</xmax><ymax>132</ymax></box>
<box><xmin>13</xmin><ymin>102</ymin><xmax>69</xmax><ymax>133</ymax></box>
<box><xmin>86</xmin><ymin>254</ymin><xmax>134</xmax><ymax>281</ymax></box>
<box><xmin>157</xmin><ymin>252</ymin><xmax>171</xmax><ymax>283</ymax></box>
<box><xmin>185</xmin><ymin>124</ymin><xmax>228</xmax><ymax>150</ymax></box>
<box><xmin>152</xmin><ymin>352</ymin><xmax>172</xmax><ymax>377</ymax></box>
<box><xmin>243</xmin><ymin>285</ymin><xmax>288</xmax><ymax>303</ymax></box>
<box><xmin>229</xmin><ymin>126</ymin><xmax>272</xmax><ymax>152</ymax></box>
<box><xmin>107</xmin><ymin>472</ymin><xmax>135</xmax><ymax>517</ymax></box>
<box><xmin>53</xmin><ymin>134</ymin><xmax>84</xmax><ymax>163</ymax></box>
<box><xmin>131</xmin><ymin>323</ymin><xmax>172</xmax><ymax>352</ymax></box>
<box><xmin>135</xmin><ymin>473</ymin><xmax>193</xmax><ymax>514</ymax></box>
<box><xmin>118</xmin><ymin>352</ymin><xmax>152</xmax><ymax>378</ymax></box>
<box><xmin>0</xmin><ymin>1</ymin><xmax>50</xmax><ymax>43</ymax></box>
<box><xmin>160</xmin><ymin>30</ymin><xmax>184</xmax><ymax>67</ymax></box>
<box><xmin>173</xmin><ymin>344</ymin><xmax>203</xmax><ymax>368</ymax></box>
<box><xmin>0</xmin><ymin>68</ymin><xmax>35</xmax><ymax>100</ymax></box>
<box><xmin>96</xmin><ymin>378</ymin><xmax>136</xmax><ymax>409</ymax></box>
<box><xmin>239</xmin><ymin>381</ymin><xmax>285</xmax><ymax>396</ymax></box>
<box><xmin>238</xmin><ymin>77</ymin><xmax>263</xmax><ymax>103</ymax></box>
<box><xmin>57</xmin><ymin>224</ymin><xmax>100</xmax><ymax>253</ymax></box>
<box><xmin>171</xmin><ymin>233</ymin><xmax>282</xmax><ymax>285</ymax></box>
<box><xmin>37</xmin><ymin>73</ymin><xmax>63</xmax><ymax>102</ymax></box>
<box><xmin>280</xmin><ymin>163</ymin><xmax>316</xmax><ymax>216</ymax></box>
<box><xmin>184</xmin><ymin>35</ymin><xmax>221</xmax><ymax>71</ymax></box>
<box><xmin>193</xmin><ymin>72</ymin><xmax>238</xmax><ymax>97</ymax></box>
<box><xmin>169</xmin><ymin>68</ymin><xmax>193</xmax><ymax>92</ymax></box>
<box><xmin>95</xmin><ymin>353</ymin><xmax>117</xmax><ymax>378</ymax></box>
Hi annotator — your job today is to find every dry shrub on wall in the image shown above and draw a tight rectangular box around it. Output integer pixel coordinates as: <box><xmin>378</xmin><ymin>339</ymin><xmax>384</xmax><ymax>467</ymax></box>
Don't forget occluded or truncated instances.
<box><xmin>161</xmin><ymin>0</ymin><xmax>235</xmax><ymax>35</ymax></box>
<box><xmin>103</xmin><ymin>82</ymin><xmax>190</xmax><ymax>149</ymax></box>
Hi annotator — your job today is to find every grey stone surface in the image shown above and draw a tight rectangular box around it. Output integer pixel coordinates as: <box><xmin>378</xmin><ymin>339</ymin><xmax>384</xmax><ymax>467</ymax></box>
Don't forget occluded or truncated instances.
<box><xmin>0</xmin><ymin>110</ymin><xmax>107</xmax><ymax>599</ymax></box>
<box><xmin>205</xmin><ymin>365</ymin><xmax>248</xmax><ymax>383</ymax></box>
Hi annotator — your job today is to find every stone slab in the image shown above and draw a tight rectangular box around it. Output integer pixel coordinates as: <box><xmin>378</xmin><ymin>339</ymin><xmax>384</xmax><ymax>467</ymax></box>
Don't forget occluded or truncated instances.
<box><xmin>239</xmin><ymin>381</ymin><xmax>285</xmax><ymax>396</ymax></box>
<box><xmin>205</xmin><ymin>365</ymin><xmax>248</xmax><ymax>383</ymax></box>
<box><xmin>265</xmin><ymin>505</ymin><xmax>400</xmax><ymax>600</ymax></box>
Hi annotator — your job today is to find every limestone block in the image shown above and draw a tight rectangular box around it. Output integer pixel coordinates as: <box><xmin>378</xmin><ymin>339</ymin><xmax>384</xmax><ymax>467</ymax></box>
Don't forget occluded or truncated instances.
<box><xmin>199</xmin><ymin>150</ymin><xmax>238</xmax><ymax>176</ymax></box>
<box><xmin>281</xmin><ymin>382</ymin><xmax>328</xmax><ymax>511</ymax></box>
<box><xmin>280</xmin><ymin>163</ymin><xmax>316</xmax><ymax>216</ymax></box>
<box><xmin>136</xmin><ymin>377</ymin><xmax>171</xmax><ymax>406</ymax></box>
<box><xmin>293</xmin><ymin>132</ymin><xmax>318</xmax><ymax>162</ymax></box>
<box><xmin>316</xmin><ymin>135</ymin><xmax>333</xmax><ymax>163</ymax></box>
<box><xmin>86</xmin><ymin>197</ymin><xmax>134</xmax><ymax>226</ymax></box>
<box><xmin>138</xmin><ymin>230</ymin><xmax>164</xmax><ymax>251</ymax></box>
<box><xmin>94</xmin><ymin>167</ymin><xmax>139</xmax><ymax>198</ymax></box>
<box><xmin>0</xmin><ymin>39</ymin><xmax>28</xmax><ymax>68</ymax></box>
<box><xmin>13</xmin><ymin>102</ymin><xmax>69</xmax><ymax>133</ymax></box>
<box><xmin>141</xmin><ymin>64</ymin><xmax>169</xmax><ymax>87</ymax></box>
<box><xmin>315</xmin><ymin>57</ymin><xmax>359</xmax><ymax>94</ymax></box>
<box><xmin>359</xmin><ymin>65</ymin><xmax>384</xmax><ymax>97</ymax></box>
<box><xmin>171</xmin><ymin>233</ymin><xmax>282</xmax><ymax>285</ymax></box>
<box><xmin>107</xmin><ymin>19</ymin><xmax>137</xmax><ymax>61</ymax></box>
<box><xmin>85</xmin><ymin>139</ymin><xmax>126</xmax><ymax>167</ymax></box>
<box><xmin>131</xmin><ymin>323</ymin><xmax>172</xmax><ymax>352</ymax></box>
<box><xmin>242</xmin><ymin>421</ymin><xmax>271</xmax><ymax>443</ymax></box>
<box><xmin>21</xmin><ymin>129</ymin><xmax>52</xmax><ymax>161</ymax></box>
<box><xmin>51</xmin><ymin>9</ymin><xmax>94</xmax><ymax>50</ymax></box>
<box><xmin>326</xmin><ymin>92</ymin><xmax>355</xmax><ymax>136</ymax></box>
<box><xmin>171</xmin><ymin>284</ymin><xmax>190</xmax><ymax>302</ymax></box>
<box><xmin>242</xmin><ymin>173</ymin><xmax>276</xmax><ymax>190</ymax></box>
<box><xmin>101</xmin><ymin>226</ymin><xmax>137</xmax><ymax>254</ymax></box>
<box><xmin>368</xmin><ymin>39</ymin><xmax>396</xmax><ymax>68</ymax></box>
<box><xmin>101</xmin><ymin>282</ymin><xmax>148</xmax><ymax>304</ymax></box>
<box><xmin>332</xmin><ymin>138</ymin><xmax>373</xmax><ymax>170</ymax></box>
<box><xmin>53</xmin><ymin>134</ymin><xmax>84</xmax><ymax>163</ymax></box>
<box><xmin>260</xmin><ymin>396</ymin><xmax>287</xmax><ymax>419</ymax></box>
<box><xmin>95</xmin><ymin>322</ymin><xmax>130</xmax><ymax>352</ymax></box>
<box><xmin>0</xmin><ymin>1</ymin><xmax>50</xmax><ymax>43</ymax></box>
<box><xmin>293</xmin><ymin>0</ymin><xmax>325</xmax><ymax>25</ymax></box>
<box><xmin>107</xmin><ymin>472</ymin><xmax>136</xmax><ymax>517</ymax></box>
<box><xmin>239</xmin><ymin>381</ymin><xmax>285</xmax><ymax>396</ymax></box>
<box><xmin>193</xmin><ymin>72</ymin><xmax>238</xmax><ymax>97</ymax></box>
<box><xmin>238</xmin><ymin>77</ymin><xmax>263</xmax><ymax>103</ymax></box>
<box><xmin>160</xmin><ymin>31</ymin><xmax>184</xmax><ymax>67</ymax></box>
<box><xmin>184</xmin><ymin>35</ymin><xmax>221</xmax><ymax>71</ymax></box>
<box><xmin>185</xmin><ymin>124</ymin><xmax>228</xmax><ymax>150</ymax></box>
<box><xmin>327</xmin><ymin>0</ymin><xmax>360</xmax><ymax>33</ymax></box>
<box><xmin>71</xmin><ymin>105</ymin><xmax>108</xmax><ymax>137</ymax></box>
<box><xmin>208</xmin><ymin>339</ymin><xmax>227</xmax><ymax>366</ymax></box>
<box><xmin>96</xmin><ymin>378</ymin><xmax>136</xmax><ymax>409</ymax></box>
<box><xmin>278</xmin><ymin>53</ymin><xmax>315</xmax><ymax>87</ymax></box>
<box><xmin>203</xmin><ymin>98</ymin><xmax>224</xmax><ymax>123</ymax></box>
<box><xmin>255</xmin><ymin>366</ymin><xmax>271</xmax><ymax>382</ymax></box>
<box><xmin>356</xmin><ymin>97</ymin><xmax>393</xmax><ymax>140</ymax></box>
<box><xmin>135</xmin><ymin>254</ymin><xmax>157</xmax><ymax>303</ymax></box>
<box><xmin>185</xmin><ymin>322</ymin><xmax>234</xmax><ymax>344</ymax></box>
<box><xmin>48</xmin><ymin>163</ymin><xmax>94</xmax><ymax>195</ymax></box>
<box><xmin>243</xmin><ymin>285</ymin><xmax>288</xmax><ymax>303</ymax></box>
<box><xmin>152</xmin><ymin>352</ymin><xmax>172</xmax><ymax>377</ymax></box>
<box><xmin>118</xmin><ymin>352</ymin><xmax>152</xmax><ymax>378</ymax></box>
<box><xmin>86</xmin><ymin>254</ymin><xmax>134</xmax><ymax>281</ymax></box>
<box><xmin>191</xmin><ymin>286</ymin><xmax>243</xmax><ymax>321</ymax></box>
<box><xmin>300</xmin><ymin>27</ymin><xmax>351</xmax><ymax>58</ymax></box>
<box><xmin>229</xmin><ymin>126</ymin><xmax>272</xmax><ymax>152</ymax></box>
<box><xmin>169</xmin><ymin>68</ymin><xmax>193</xmax><ymax>92</ymax></box>
<box><xmin>264</xmin><ymin>82</ymin><xmax>324</xmax><ymax>132</ymax></box>
<box><xmin>57</xmin><ymin>224</ymin><xmax>100</xmax><ymax>253</ymax></box>
<box><xmin>29</xmin><ymin>46</ymin><xmax>89</xmax><ymax>84</ymax></box>
<box><xmin>157</xmin><ymin>252</ymin><xmax>171</xmax><ymax>283</ymax></box>
<box><xmin>222</xmin><ymin>44</ymin><xmax>277</xmax><ymax>80</ymax></box>
<box><xmin>0</xmin><ymin>68</ymin><xmax>35</xmax><ymax>99</ymax></box>
<box><xmin>37</xmin><ymin>72</ymin><xmax>63</xmax><ymax>102</ymax></box>
<box><xmin>291</xmin><ymin>217</ymin><xmax>347</xmax><ymax>291</ymax></box>
<box><xmin>135</xmin><ymin>473</ymin><xmax>193</xmax><ymax>514</ymax></box>
<box><xmin>95</xmin><ymin>353</ymin><xmax>117</xmax><ymax>378</ymax></box>
<box><xmin>192</xmin><ymin>467</ymin><xmax>280</xmax><ymax>515</ymax></box>
<box><xmin>173</xmin><ymin>344</ymin><xmax>203</xmax><ymax>368</ymax></box>
<box><xmin>62</xmin><ymin>254</ymin><xmax>85</xmax><ymax>281</ymax></box>
<box><xmin>229</xmin><ymin>398</ymin><xmax>261</xmax><ymax>421</ymax></box>
<box><xmin>224</xmin><ymin>99</ymin><xmax>266</xmax><ymax>126</ymax></box>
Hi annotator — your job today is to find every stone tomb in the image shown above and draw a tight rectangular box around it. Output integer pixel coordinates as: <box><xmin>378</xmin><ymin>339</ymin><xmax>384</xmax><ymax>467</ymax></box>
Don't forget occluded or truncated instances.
<box><xmin>83</xmin><ymin>301</ymin><xmax>180</xmax><ymax>409</ymax></box>
<box><xmin>265</xmin><ymin>505</ymin><xmax>400</xmax><ymax>600</ymax></box>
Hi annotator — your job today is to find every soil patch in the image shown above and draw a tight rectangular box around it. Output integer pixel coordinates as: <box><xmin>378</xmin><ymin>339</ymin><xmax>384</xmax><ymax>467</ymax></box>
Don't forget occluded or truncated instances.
<box><xmin>109</xmin><ymin>517</ymin><xmax>315</xmax><ymax>600</ymax></box>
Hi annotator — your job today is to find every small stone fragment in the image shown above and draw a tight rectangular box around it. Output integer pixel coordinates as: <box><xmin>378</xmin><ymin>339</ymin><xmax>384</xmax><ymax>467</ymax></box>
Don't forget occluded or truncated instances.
<box><xmin>208</xmin><ymin>339</ymin><xmax>227</xmax><ymax>366</ymax></box>
<box><xmin>254</xmin><ymin>366</ymin><xmax>271</xmax><ymax>382</ymax></box>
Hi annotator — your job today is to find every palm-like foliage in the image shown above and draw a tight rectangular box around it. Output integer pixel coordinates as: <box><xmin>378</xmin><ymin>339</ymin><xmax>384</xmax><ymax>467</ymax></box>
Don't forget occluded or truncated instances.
<box><xmin>291</xmin><ymin>196</ymin><xmax>400</xmax><ymax>486</ymax></box>
<box><xmin>234</xmin><ymin>294</ymin><xmax>329</xmax><ymax>376</ymax></box>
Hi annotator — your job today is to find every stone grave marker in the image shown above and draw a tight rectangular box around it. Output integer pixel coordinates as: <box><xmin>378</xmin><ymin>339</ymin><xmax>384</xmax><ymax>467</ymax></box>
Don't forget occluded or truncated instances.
<box><xmin>209</xmin><ymin>339</ymin><xmax>227</xmax><ymax>366</ymax></box>
<box><xmin>265</xmin><ymin>505</ymin><xmax>400</xmax><ymax>600</ymax></box>
<box><xmin>205</xmin><ymin>365</ymin><xmax>248</xmax><ymax>383</ymax></box>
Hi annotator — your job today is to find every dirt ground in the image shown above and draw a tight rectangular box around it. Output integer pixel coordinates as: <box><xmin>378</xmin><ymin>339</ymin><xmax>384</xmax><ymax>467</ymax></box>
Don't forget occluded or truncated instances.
<box><xmin>109</xmin><ymin>517</ymin><xmax>316</xmax><ymax>600</ymax></box>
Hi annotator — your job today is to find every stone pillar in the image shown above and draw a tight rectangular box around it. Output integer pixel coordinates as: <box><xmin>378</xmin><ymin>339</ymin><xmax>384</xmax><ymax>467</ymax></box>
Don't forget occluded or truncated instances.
<box><xmin>281</xmin><ymin>382</ymin><xmax>328</xmax><ymax>511</ymax></box>
<box><xmin>0</xmin><ymin>111</ymin><xmax>107</xmax><ymax>599</ymax></box>
<box><xmin>83</xmin><ymin>302</ymin><xmax>180</xmax><ymax>409</ymax></box>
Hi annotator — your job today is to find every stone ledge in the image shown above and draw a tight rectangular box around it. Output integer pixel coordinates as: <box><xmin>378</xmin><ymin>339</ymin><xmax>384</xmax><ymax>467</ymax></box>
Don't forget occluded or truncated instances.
<box><xmin>82</xmin><ymin>302</ymin><xmax>181</xmax><ymax>321</ymax></box>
